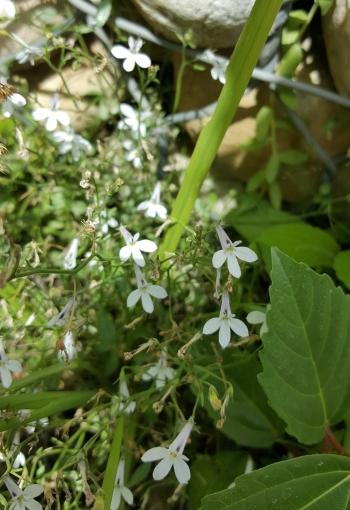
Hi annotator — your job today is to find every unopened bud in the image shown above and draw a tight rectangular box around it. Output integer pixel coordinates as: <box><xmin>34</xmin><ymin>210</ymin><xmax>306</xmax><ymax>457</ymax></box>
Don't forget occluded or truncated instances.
<box><xmin>208</xmin><ymin>385</ymin><xmax>222</xmax><ymax>411</ymax></box>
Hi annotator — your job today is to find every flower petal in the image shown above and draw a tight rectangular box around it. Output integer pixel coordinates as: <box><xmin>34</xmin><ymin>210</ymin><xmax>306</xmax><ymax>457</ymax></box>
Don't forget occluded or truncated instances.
<box><xmin>212</xmin><ymin>250</ymin><xmax>226</xmax><ymax>269</ymax></box>
<box><xmin>23</xmin><ymin>485</ymin><xmax>43</xmax><ymax>498</ymax></box>
<box><xmin>229</xmin><ymin>318</ymin><xmax>249</xmax><ymax>338</ymax></box>
<box><xmin>148</xmin><ymin>285</ymin><xmax>167</xmax><ymax>299</ymax></box>
<box><xmin>123</xmin><ymin>57</ymin><xmax>136</xmax><ymax>72</ymax></box>
<box><xmin>45</xmin><ymin>115</ymin><xmax>57</xmax><ymax>132</ymax></box>
<box><xmin>119</xmin><ymin>245</ymin><xmax>132</xmax><ymax>262</ymax></box>
<box><xmin>131</xmin><ymin>247</ymin><xmax>145</xmax><ymax>267</ymax></box>
<box><xmin>23</xmin><ymin>500</ymin><xmax>42</xmax><ymax>510</ymax></box>
<box><xmin>32</xmin><ymin>108</ymin><xmax>48</xmax><ymax>121</ymax></box>
<box><xmin>173</xmin><ymin>458</ymin><xmax>191</xmax><ymax>484</ymax></box>
<box><xmin>120</xmin><ymin>486</ymin><xmax>134</xmax><ymax>505</ymax></box>
<box><xmin>135</xmin><ymin>53</ymin><xmax>151</xmax><ymax>69</ymax></box>
<box><xmin>136</xmin><ymin>239</ymin><xmax>157</xmax><ymax>253</ymax></box>
<box><xmin>110</xmin><ymin>487</ymin><xmax>121</xmax><ymax>510</ymax></box>
<box><xmin>141</xmin><ymin>446</ymin><xmax>168</xmax><ymax>462</ymax></box>
<box><xmin>127</xmin><ymin>289</ymin><xmax>141</xmax><ymax>308</ymax></box>
<box><xmin>219</xmin><ymin>321</ymin><xmax>231</xmax><ymax>348</ymax></box>
<box><xmin>203</xmin><ymin>317</ymin><xmax>221</xmax><ymax>335</ymax></box>
<box><xmin>0</xmin><ymin>366</ymin><xmax>12</xmax><ymax>388</ymax></box>
<box><xmin>246</xmin><ymin>310</ymin><xmax>265</xmax><ymax>325</ymax></box>
<box><xmin>56</xmin><ymin>111</ymin><xmax>70</xmax><ymax>127</ymax></box>
<box><xmin>153</xmin><ymin>456</ymin><xmax>173</xmax><ymax>481</ymax></box>
<box><xmin>234</xmin><ymin>246</ymin><xmax>258</xmax><ymax>263</ymax></box>
<box><xmin>7</xmin><ymin>360</ymin><xmax>22</xmax><ymax>373</ymax></box>
<box><xmin>141</xmin><ymin>292</ymin><xmax>154</xmax><ymax>314</ymax></box>
<box><xmin>111</xmin><ymin>45</ymin><xmax>130</xmax><ymax>59</ymax></box>
<box><xmin>227</xmin><ymin>253</ymin><xmax>241</xmax><ymax>278</ymax></box>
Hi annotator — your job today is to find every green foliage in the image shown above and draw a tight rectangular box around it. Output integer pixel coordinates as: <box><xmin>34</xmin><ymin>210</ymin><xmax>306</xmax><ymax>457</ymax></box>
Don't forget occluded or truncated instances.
<box><xmin>259</xmin><ymin>249</ymin><xmax>350</xmax><ymax>444</ymax></box>
<box><xmin>317</xmin><ymin>0</ymin><xmax>334</xmax><ymax>15</ymax></box>
<box><xmin>257</xmin><ymin>223</ymin><xmax>340</xmax><ymax>269</ymax></box>
<box><xmin>334</xmin><ymin>250</ymin><xmax>350</xmax><ymax>290</ymax></box>
<box><xmin>201</xmin><ymin>454</ymin><xmax>350</xmax><ymax>510</ymax></box>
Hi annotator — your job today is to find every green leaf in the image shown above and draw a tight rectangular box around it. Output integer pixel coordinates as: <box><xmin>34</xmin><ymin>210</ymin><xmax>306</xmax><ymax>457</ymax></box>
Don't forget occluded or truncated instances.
<box><xmin>279</xmin><ymin>149</ymin><xmax>308</xmax><ymax>165</ymax></box>
<box><xmin>334</xmin><ymin>250</ymin><xmax>350</xmax><ymax>289</ymax></box>
<box><xmin>317</xmin><ymin>0</ymin><xmax>334</xmax><ymax>15</ymax></box>
<box><xmin>226</xmin><ymin>195</ymin><xmax>298</xmax><ymax>241</ymax></box>
<box><xmin>96</xmin><ymin>0</ymin><xmax>112</xmax><ymax>26</ymax></box>
<box><xmin>246</xmin><ymin>169</ymin><xmax>266</xmax><ymax>192</ymax></box>
<box><xmin>277</xmin><ymin>43</ymin><xmax>303</xmax><ymax>77</ymax></box>
<box><xmin>201</xmin><ymin>454</ymin><xmax>350</xmax><ymax>510</ymax></box>
<box><xmin>259</xmin><ymin>249</ymin><xmax>350</xmax><ymax>444</ymax></box>
<box><xmin>268</xmin><ymin>181</ymin><xmax>281</xmax><ymax>209</ymax></box>
<box><xmin>257</xmin><ymin>222</ymin><xmax>340</xmax><ymax>269</ymax></box>
<box><xmin>188</xmin><ymin>451</ymin><xmax>248</xmax><ymax>510</ymax></box>
<box><xmin>255</xmin><ymin>106</ymin><xmax>273</xmax><ymax>141</ymax></box>
<box><xmin>265</xmin><ymin>152</ymin><xmax>280</xmax><ymax>183</ymax></box>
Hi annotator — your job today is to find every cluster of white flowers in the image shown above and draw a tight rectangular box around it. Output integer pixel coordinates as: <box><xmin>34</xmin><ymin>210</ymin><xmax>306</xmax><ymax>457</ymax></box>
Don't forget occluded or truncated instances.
<box><xmin>203</xmin><ymin>226</ymin><xmax>258</xmax><ymax>348</ymax></box>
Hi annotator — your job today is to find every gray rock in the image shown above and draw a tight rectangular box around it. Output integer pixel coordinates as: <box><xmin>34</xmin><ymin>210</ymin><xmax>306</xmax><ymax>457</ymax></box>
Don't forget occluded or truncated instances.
<box><xmin>323</xmin><ymin>0</ymin><xmax>350</xmax><ymax>96</ymax></box>
<box><xmin>131</xmin><ymin>0</ymin><xmax>255</xmax><ymax>48</ymax></box>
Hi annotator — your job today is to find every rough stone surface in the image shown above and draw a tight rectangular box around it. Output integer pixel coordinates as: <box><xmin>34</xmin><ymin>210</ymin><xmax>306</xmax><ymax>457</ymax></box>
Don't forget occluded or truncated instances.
<box><xmin>322</xmin><ymin>0</ymin><xmax>350</xmax><ymax>96</ymax></box>
<box><xmin>131</xmin><ymin>0</ymin><xmax>255</xmax><ymax>48</ymax></box>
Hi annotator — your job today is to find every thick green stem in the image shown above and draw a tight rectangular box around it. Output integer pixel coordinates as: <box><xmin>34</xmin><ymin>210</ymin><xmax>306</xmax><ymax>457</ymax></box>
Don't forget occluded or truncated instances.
<box><xmin>159</xmin><ymin>0</ymin><xmax>283</xmax><ymax>256</ymax></box>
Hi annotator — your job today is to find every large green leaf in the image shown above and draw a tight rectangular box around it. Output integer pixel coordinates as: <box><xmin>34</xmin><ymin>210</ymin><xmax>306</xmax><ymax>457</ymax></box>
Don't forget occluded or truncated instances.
<box><xmin>257</xmin><ymin>223</ymin><xmax>339</xmax><ymax>269</ymax></box>
<box><xmin>259</xmin><ymin>249</ymin><xmax>350</xmax><ymax>444</ymax></box>
<box><xmin>201</xmin><ymin>454</ymin><xmax>350</xmax><ymax>510</ymax></box>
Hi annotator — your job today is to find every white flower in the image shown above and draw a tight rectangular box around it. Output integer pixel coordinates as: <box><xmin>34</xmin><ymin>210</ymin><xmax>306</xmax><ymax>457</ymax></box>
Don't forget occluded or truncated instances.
<box><xmin>0</xmin><ymin>340</ymin><xmax>22</xmax><ymax>388</ymax></box>
<box><xmin>111</xmin><ymin>36</ymin><xmax>151</xmax><ymax>72</ymax></box>
<box><xmin>0</xmin><ymin>432</ymin><xmax>26</xmax><ymax>468</ymax></box>
<box><xmin>0</xmin><ymin>0</ymin><xmax>15</xmax><ymax>19</ymax></box>
<box><xmin>16</xmin><ymin>46</ymin><xmax>43</xmax><ymax>66</ymax></box>
<box><xmin>52</xmin><ymin>129</ymin><xmax>93</xmax><ymax>161</ymax></box>
<box><xmin>127</xmin><ymin>265</ymin><xmax>167</xmax><ymax>314</ymax></box>
<box><xmin>117</xmin><ymin>379</ymin><xmax>136</xmax><ymax>415</ymax></box>
<box><xmin>246</xmin><ymin>310</ymin><xmax>267</xmax><ymax>337</ymax></box>
<box><xmin>100</xmin><ymin>210</ymin><xmax>118</xmax><ymax>235</ymax></box>
<box><xmin>137</xmin><ymin>182</ymin><xmax>167</xmax><ymax>221</ymax></box>
<box><xmin>141</xmin><ymin>421</ymin><xmax>193</xmax><ymax>484</ymax></box>
<box><xmin>2</xmin><ymin>93</ymin><xmax>26</xmax><ymax>118</ymax></box>
<box><xmin>119</xmin><ymin>226</ymin><xmax>157</xmax><ymax>267</ymax></box>
<box><xmin>203</xmin><ymin>50</ymin><xmax>227</xmax><ymax>84</ymax></box>
<box><xmin>4</xmin><ymin>476</ymin><xmax>43</xmax><ymax>510</ymax></box>
<box><xmin>142</xmin><ymin>352</ymin><xmax>175</xmax><ymax>388</ymax></box>
<box><xmin>118</xmin><ymin>103</ymin><xmax>148</xmax><ymax>137</ymax></box>
<box><xmin>58</xmin><ymin>331</ymin><xmax>77</xmax><ymax>361</ymax></box>
<box><xmin>123</xmin><ymin>139</ymin><xmax>142</xmax><ymax>168</ymax></box>
<box><xmin>63</xmin><ymin>238</ymin><xmax>79</xmax><ymax>270</ymax></box>
<box><xmin>47</xmin><ymin>297</ymin><xmax>75</xmax><ymax>328</ymax></box>
<box><xmin>212</xmin><ymin>226</ymin><xmax>257</xmax><ymax>278</ymax></box>
<box><xmin>203</xmin><ymin>291</ymin><xmax>249</xmax><ymax>348</ymax></box>
<box><xmin>32</xmin><ymin>94</ymin><xmax>70</xmax><ymax>132</ymax></box>
<box><xmin>110</xmin><ymin>458</ymin><xmax>133</xmax><ymax>510</ymax></box>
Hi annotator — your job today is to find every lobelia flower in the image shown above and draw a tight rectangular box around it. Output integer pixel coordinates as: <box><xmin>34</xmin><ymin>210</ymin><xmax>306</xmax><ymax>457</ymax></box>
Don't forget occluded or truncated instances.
<box><xmin>110</xmin><ymin>458</ymin><xmax>133</xmax><ymax>510</ymax></box>
<box><xmin>119</xmin><ymin>226</ymin><xmax>157</xmax><ymax>267</ymax></box>
<box><xmin>4</xmin><ymin>476</ymin><xmax>43</xmax><ymax>510</ymax></box>
<box><xmin>0</xmin><ymin>0</ymin><xmax>16</xmax><ymax>19</ymax></box>
<box><xmin>0</xmin><ymin>432</ymin><xmax>26</xmax><ymax>468</ymax></box>
<box><xmin>123</xmin><ymin>139</ymin><xmax>142</xmax><ymax>168</ymax></box>
<box><xmin>16</xmin><ymin>46</ymin><xmax>43</xmax><ymax>66</ymax></box>
<box><xmin>0</xmin><ymin>339</ymin><xmax>22</xmax><ymax>388</ymax></box>
<box><xmin>203</xmin><ymin>50</ymin><xmax>228</xmax><ymax>84</ymax></box>
<box><xmin>52</xmin><ymin>129</ymin><xmax>93</xmax><ymax>161</ymax></box>
<box><xmin>111</xmin><ymin>36</ymin><xmax>151</xmax><ymax>72</ymax></box>
<box><xmin>100</xmin><ymin>210</ymin><xmax>118</xmax><ymax>235</ymax></box>
<box><xmin>141</xmin><ymin>421</ymin><xmax>193</xmax><ymax>484</ymax></box>
<box><xmin>203</xmin><ymin>291</ymin><xmax>249</xmax><ymax>348</ymax></box>
<box><xmin>63</xmin><ymin>238</ymin><xmax>80</xmax><ymax>270</ymax></box>
<box><xmin>212</xmin><ymin>226</ymin><xmax>258</xmax><ymax>278</ymax></box>
<box><xmin>137</xmin><ymin>182</ymin><xmax>168</xmax><ymax>221</ymax></box>
<box><xmin>118</xmin><ymin>103</ymin><xmax>148</xmax><ymax>137</ymax></box>
<box><xmin>246</xmin><ymin>310</ymin><xmax>267</xmax><ymax>337</ymax></box>
<box><xmin>47</xmin><ymin>297</ymin><xmax>75</xmax><ymax>328</ymax></box>
<box><xmin>57</xmin><ymin>331</ymin><xmax>77</xmax><ymax>361</ymax></box>
<box><xmin>127</xmin><ymin>265</ymin><xmax>167</xmax><ymax>314</ymax></box>
<box><xmin>2</xmin><ymin>92</ymin><xmax>26</xmax><ymax>118</ymax></box>
<box><xmin>117</xmin><ymin>379</ymin><xmax>136</xmax><ymax>415</ymax></box>
<box><xmin>142</xmin><ymin>351</ymin><xmax>175</xmax><ymax>388</ymax></box>
<box><xmin>32</xmin><ymin>94</ymin><xmax>70</xmax><ymax>132</ymax></box>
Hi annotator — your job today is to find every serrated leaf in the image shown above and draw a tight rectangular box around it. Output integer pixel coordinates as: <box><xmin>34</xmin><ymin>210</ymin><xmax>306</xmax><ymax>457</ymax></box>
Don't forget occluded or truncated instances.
<box><xmin>259</xmin><ymin>249</ymin><xmax>350</xmax><ymax>444</ymax></box>
<box><xmin>201</xmin><ymin>454</ymin><xmax>350</xmax><ymax>510</ymax></box>
<box><xmin>257</xmin><ymin>222</ymin><xmax>340</xmax><ymax>269</ymax></box>
<box><xmin>334</xmin><ymin>250</ymin><xmax>350</xmax><ymax>289</ymax></box>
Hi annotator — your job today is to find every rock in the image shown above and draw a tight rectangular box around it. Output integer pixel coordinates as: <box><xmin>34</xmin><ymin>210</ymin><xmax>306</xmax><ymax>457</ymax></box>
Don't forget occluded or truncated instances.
<box><xmin>322</xmin><ymin>0</ymin><xmax>350</xmax><ymax>96</ymax></box>
<box><xmin>131</xmin><ymin>0</ymin><xmax>255</xmax><ymax>49</ymax></box>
